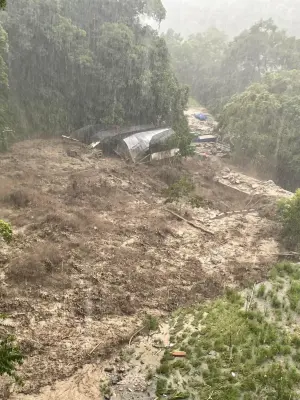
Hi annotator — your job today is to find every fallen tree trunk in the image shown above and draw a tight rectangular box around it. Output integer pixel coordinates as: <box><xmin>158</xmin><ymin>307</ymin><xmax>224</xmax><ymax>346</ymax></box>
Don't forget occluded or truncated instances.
<box><xmin>165</xmin><ymin>209</ymin><xmax>214</xmax><ymax>235</ymax></box>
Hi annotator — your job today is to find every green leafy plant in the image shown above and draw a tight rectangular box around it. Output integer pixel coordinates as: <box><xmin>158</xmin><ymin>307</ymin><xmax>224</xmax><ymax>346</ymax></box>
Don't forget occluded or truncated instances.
<box><xmin>0</xmin><ymin>335</ymin><xmax>23</xmax><ymax>382</ymax></box>
<box><xmin>0</xmin><ymin>220</ymin><xmax>12</xmax><ymax>243</ymax></box>
<box><xmin>278</xmin><ymin>190</ymin><xmax>300</xmax><ymax>249</ymax></box>
<box><xmin>0</xmin><ymin>128</ymin><xmax>15</xmax><ymax>153</ymax></box>
<box><xmin>163</xmin><ymin>177</ymin><xmax>195</xmax><ymax>203</ymax></box>
<box><xmin>143</xmin><ymin>314</ymin><xmax>159</xmax><ymax>333</ymax></box>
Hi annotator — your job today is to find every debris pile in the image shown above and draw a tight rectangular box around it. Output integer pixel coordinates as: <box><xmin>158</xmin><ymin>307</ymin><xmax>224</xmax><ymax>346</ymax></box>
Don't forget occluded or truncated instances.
<box><xmin>185</xmin><ymin>108</ymin><xmax>230</xmax><ymax>159</ymax></box>
<box><xmin>215</xmin><ymin>167</ymin><xmax>292</xmax><ymax>198</ymax></box>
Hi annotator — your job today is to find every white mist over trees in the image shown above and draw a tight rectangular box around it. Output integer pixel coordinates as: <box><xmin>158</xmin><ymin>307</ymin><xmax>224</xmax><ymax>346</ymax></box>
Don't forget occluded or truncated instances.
<box><xmin>165</xmin><ymin>18</ymin><xmax>300</xmax><ymax>191</ymax></box>
<box><xmin>161</xmin><ymin>0</ymin><xmax>300</xmax><ymax>38</ymax></box>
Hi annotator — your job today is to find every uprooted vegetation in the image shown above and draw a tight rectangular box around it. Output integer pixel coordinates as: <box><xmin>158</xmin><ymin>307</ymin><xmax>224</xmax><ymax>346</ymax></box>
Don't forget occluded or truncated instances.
<box><xmin>156</xmin><ymin>262</ymin><xmax>300</xmax><ymax>400</ymax></box>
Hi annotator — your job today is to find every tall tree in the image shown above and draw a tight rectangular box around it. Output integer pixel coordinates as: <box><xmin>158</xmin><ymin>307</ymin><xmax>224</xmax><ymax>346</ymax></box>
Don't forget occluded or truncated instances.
<box><xmin>219</xmin><ymin>19</ymin><xmax>300</xmax><ymax>105</ymax></box>
<box><xmin>218</xmin><ymin>70</ymin><xmax>300</xmax><ymax>190</ymax></box>
<box><xmin>164</xmin><ymin>28</ymin><xmax>227</xmax><ymax>108</ymax></box>
<box><xmin>0</xmin><ymin>0</ymin><xmax>188</xmax><ymax>137</ymax></box>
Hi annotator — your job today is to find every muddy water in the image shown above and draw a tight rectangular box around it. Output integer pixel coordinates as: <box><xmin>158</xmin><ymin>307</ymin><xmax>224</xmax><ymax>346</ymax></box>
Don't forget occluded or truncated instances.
<box><xmin>12</xmin><ymin>324</ymin><xmax>170</xmax><ymax>400</ymax></box>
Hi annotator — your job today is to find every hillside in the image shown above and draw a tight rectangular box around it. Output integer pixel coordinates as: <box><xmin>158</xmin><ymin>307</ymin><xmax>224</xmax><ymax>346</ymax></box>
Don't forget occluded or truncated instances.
<box><xmin>0</xmin><ymin>121</ymin><xmax>292</xmax><ymax>398</ymax></box>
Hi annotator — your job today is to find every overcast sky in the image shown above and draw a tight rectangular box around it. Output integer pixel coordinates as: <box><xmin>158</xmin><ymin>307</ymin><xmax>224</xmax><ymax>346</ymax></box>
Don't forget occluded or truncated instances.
<box><xmin>160</xmin><ymin>0</ymin><xmax>300</xmax><ymax>37</ymax></box>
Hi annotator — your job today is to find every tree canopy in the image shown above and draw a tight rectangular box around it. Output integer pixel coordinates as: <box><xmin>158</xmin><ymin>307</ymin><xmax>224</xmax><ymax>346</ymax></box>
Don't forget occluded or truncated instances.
<box><xmin>165</xmin><ymin>18</ymin><xmax>300</xmax><ymax>190</ymax></box>
<box><xmin>219</xmin><ymin>70</ymin><xmax>300</xmax><ymax>190</ymax></box>
<box><xmin>165</xmin><ymin>19</ymin><xmax>300</xmax><ymax>113</ymax></box>
<box><xmin>0</xmin><ymin>0</ymin><xmax>188</xmax><ymax>139</ymax></box>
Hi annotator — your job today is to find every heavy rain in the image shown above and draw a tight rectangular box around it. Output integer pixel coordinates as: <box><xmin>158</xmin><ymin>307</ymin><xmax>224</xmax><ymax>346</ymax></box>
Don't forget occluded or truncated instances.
<box><xmin>1</xmin><ymin>0</ymin><xmax>300</xmax><ymax>399</ymax></box>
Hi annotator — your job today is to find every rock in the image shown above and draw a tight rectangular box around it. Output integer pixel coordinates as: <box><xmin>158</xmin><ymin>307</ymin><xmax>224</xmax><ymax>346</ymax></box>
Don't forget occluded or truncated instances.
<box><xmin>235</xmin><ymin>179</ymin><xmax>240</xmax><ymax>184</ymax></box>
<box><xmin>117</xmin><ymin>367</ymin><xmax>126</xmax><ymax>374</ymax></box>
<box><xmin>224</xmin><ymin>167</ymin><xmax>231</xmax><ymax>173</ymax></box>
<box><xmin>251</xmin><ymin>183</ymin><xmax>258</xmax><ymax>189</ymax></box>
<box><xmin>211</xmin><ymin>257</ymin><xmax>219</xmax><ymax>265</ymax></box>
<box><xmin>104</xmin><ymin>366</ymin><xmax>114</xmax><ymax>373</ymax></box>
<box><xmin>110</xmin><ymin>374</ymin><xmax>122</xmax><ymax>385</ymax></box>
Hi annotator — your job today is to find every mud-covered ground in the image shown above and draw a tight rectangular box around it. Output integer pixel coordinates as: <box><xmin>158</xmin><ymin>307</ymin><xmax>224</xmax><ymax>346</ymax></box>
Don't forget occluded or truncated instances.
<box><xmin>0</xmin><ymin>135</ymin><xmax>287</xmax><ymax>399</ymax></box>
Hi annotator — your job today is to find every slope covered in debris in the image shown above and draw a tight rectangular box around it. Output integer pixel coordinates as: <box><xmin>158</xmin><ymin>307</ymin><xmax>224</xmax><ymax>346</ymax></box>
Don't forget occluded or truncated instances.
<box><xmin>0</xmin><ymin>131</ymin><xmax>290</xmax><ymax>398</ymax></box>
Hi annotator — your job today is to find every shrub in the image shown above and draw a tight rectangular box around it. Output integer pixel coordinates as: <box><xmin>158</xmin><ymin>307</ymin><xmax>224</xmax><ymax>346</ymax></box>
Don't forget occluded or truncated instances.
<box><xmin>143</xmin><ymin>314</ymin><xmax>159</xmax><ymax>333</ymax></box>
<box><xmin>0</xmin><ymin>220</ymin><xmax>12</xmax><ymax>243</ymax></box>
<box><xmin>0</xmin><ymin>334</ymin><xmax>23</xmax><ymax>382</ymax></box>
<box><xmin>163</xmin><ymin>177</ymin><xmax>195</xmax><ymax>203</ymax></box>
<box><xmin>278</xmin><ymin>190</ymin><xmax>300</xmax><ymax>249</ymax></box>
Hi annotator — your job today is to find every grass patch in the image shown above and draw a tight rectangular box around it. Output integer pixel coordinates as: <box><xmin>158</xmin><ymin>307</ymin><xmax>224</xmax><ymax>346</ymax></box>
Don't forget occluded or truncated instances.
<box><xmin>156</xmin><ymin>280</ymin><xmax>300</xmax><ymax>399</ymax></box>
<box><xmin>256</xmin><ymin>283</ymin><xmax>266</xmax><ymax>298</ymax></box>
<box><xmin>288</xmin><ymin>281</ymin><xmax>300</xmax><ymax>312</ymax></box>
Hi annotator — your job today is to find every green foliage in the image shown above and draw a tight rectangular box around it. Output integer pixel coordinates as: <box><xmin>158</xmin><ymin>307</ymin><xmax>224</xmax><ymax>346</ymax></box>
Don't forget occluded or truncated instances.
<box><xmin>0</xmin><ymin>0</ymin><xmax>5</xmax><ymax>9</ymax></box>
<box><xmin>219</xmin><ymin>71</ymin><xmax>300</xmax><ymax>190</ymax></box>
<box><xmin>164</xmin><ymin>19</ymin><xmax>300</xmax><ymax>190</ymax></box>
<box><xmin>189</xmin><ymin>195</ymin><xmax>207</xmax><ymax>209</ymax></box>
<box><xmin>143</xmin><ymin>314</ymin><xmax>159</xmax><ymax>332</ymax></box>
<box><xmin>157</xmin><ymin>292</ymin><xmax>300</xmax><ymax>399</ymax></box>
<box><xmin>256</xmin><ymin>284</ymin><xmax>266</xmax><ymax>298</ymax></box>
<box><xmin>0</xmin><ymin>335</ymin><xmax>23</xmax><ymax>381</ymax></box>
<box><xmin>0</xmin><ymin>219</ymin><xmax>12</xmax><ymax>243</ymax></box>
<box><xmin>278</xmin><ymin>190</ymin><xmax>300</xmax><ymax>249</ymax></box>
<box><xmin>164</xmin><ymin>28</ymin><xmax>227</xmax><ymax>110</ymax></box>
<box><xmin>163</xmin><ymin>177</ymin><xmax>195</xmax><ymax>203</ymax></box>
<box><xmin>0</xmin><ymin>0</ymin><xmax>187</xmax><ymax>139</ymax></box>
<box><xmin>166</xmin><ymin>19</ymin><xmax>300</xmax><ymax>115</ymax></box>
<box><xmin>288</xmin><ymin>280</ymin><xmax>300</xmax><ymax>311</ymax></box>
<box><xmin>156</xmin><ymin>377</ymin><xmax>168</xmax><ymax>396</ymax></box>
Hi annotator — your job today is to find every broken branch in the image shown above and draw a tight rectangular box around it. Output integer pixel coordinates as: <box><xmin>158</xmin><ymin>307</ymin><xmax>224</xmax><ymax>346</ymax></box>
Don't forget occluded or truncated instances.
<box><xmin>62</xmin><ymin>135</ymin><xmax>80</xmax><ymax>142</ymax></box>
<box><xmin>165</xmin><ymin>209</ymin><xmax>214</xmax><ymax>235</ymax></box>
<box><xmin>129</xmin><ymin>326</ymin><xmax>146</xmax><ymax>347</ymax></box>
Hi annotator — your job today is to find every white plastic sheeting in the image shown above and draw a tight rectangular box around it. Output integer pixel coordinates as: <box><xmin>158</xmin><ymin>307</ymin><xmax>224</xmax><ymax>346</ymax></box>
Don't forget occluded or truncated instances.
<box><xmin>120</xmin><ymin>128</ymin><xmax>174</xmax><ymax>162</ymax></box>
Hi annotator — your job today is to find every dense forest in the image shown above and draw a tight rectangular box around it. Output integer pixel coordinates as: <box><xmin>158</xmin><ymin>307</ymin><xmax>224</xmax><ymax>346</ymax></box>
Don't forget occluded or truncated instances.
<box><xmin>1</xmin><ymin>0</ymin><xmax>300</xmax><ymax>189</ymax></box>
<box><xmin>162</xmin><ymin>0</ymin><xmax>300</xmax><ymax>38</ymax></box>
<box><xmin>0</xmin><ymin>0</ymin><xmax>188</xmax><ymax>142</ymax></box>
<box><xmin>165</xmin><ymin>19</ymin><xmax>300</xmax><ymax>190</ymax></box>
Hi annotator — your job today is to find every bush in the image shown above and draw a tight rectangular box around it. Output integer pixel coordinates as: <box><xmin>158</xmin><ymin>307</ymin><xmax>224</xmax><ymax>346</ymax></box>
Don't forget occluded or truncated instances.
<box><xmin>278</xmin><ymin>190</ymin><xmax>300</xmax><ymax>249</ymax></box>
<box><xmin>143</xmin><ymin>314</ymin><xmax>159</xmax><ymax>333</ymax></box>
<box><xmin>0</xmin><ymin>334</ymin><xmax>23</xmax><ymax>382</ymax></box>
<box><xmin>0</xmin><ymin>220</ymin><xmax>12</xmax><ymax>243</ymax></box>
<box><xmin>163</xmin><ymin>177</ymin><xmax>195</xmax><ymax>203</ymax></box>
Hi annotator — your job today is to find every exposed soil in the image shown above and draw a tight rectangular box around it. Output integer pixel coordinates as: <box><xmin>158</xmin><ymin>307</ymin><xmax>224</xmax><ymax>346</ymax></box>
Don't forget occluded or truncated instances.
<box><xmin>0</xmin><ymin>131</ymin><xmax>289</xmax><ymax>399</ymax></box>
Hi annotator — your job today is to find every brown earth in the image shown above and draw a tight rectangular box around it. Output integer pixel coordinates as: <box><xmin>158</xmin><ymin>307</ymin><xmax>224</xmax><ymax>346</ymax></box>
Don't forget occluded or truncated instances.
<box><xmin>0</xmin><ymin>138</ymin><xmax>285</xmax><ymax>398</ymax></box>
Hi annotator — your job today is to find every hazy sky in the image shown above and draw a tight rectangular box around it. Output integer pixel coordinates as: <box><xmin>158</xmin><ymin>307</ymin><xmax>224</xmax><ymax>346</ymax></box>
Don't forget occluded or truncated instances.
<box><xmin>161</xmin><ymin>0</ymin><xmax>300</xmax><ymax>37</ymax></box>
